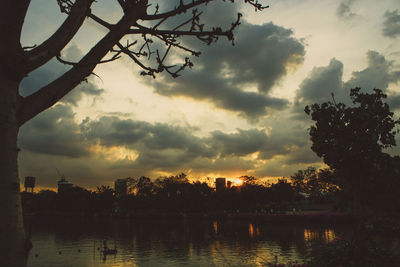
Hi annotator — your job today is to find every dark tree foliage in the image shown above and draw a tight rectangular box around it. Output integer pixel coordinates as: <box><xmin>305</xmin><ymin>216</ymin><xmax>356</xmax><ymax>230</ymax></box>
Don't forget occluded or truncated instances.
<box><xmin>290</xmin><ymin>167</ymin><xmax>340</xmax><ymax>202</ymax></box>
<box><xmin>305</xmin><ymin>88</ymin><xmax>400</xmax><ymax>266</ymax></box>
<box><xmin>305</xmin><ymin>88</ymin><xmax>400</xmax><ymax>212</ymax></box>
<box><xmin>269</xmin><ymin>179</ymin><xmax>295</xmax><ymax>203</ymax></box>
<box><xmin>240</xmin><ymin>175</ymin><xmax>257</xmax><ymax>185</ymax></box>
<box><xmin>291</xmin><ymin>167</ymin><xmax>318</xmax><ymax>194</ymax></box>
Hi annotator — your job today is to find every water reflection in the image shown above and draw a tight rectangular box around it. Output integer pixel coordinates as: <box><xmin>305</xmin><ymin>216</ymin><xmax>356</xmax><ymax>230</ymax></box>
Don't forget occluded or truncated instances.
<box><xmin>248</xmin><ymin>223</ymin><xmax>261</xmax><ymax>238</ymax></box>
<box><xmin>213</xmin><ymin>221</ymin><xmax>218</xmax><ymax>235</ymax></box>
<box><xmin>26</xmin><ymin>216</ymin><xmax>351</xmax><ymax>266</ymax></box>
<box><xmin>303</xmin><ymin>228</ymin><xmax>336</xmax><ymax>243</ymax></box>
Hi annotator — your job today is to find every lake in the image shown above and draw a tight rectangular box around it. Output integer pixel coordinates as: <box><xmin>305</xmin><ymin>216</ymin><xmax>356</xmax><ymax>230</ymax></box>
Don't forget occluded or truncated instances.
<box><xmin>25</xmin><ymin>216</ymin><xmax>350</xmax><ymax>266</ymax></box>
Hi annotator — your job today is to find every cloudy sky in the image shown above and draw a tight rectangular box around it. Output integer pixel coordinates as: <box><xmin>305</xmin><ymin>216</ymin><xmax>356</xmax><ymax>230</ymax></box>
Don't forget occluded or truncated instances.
<box><xmin>18</xmin><ymin>0</ymin><xmax>400</xmax><ymax>189</ymax></box>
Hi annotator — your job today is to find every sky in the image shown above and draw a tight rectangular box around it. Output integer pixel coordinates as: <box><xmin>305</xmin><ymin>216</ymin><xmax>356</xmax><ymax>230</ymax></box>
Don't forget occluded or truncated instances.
<box><xmin>18</xmin><ymin>0</ymin><xmax>400</xmax><ymax>189</ymax></box>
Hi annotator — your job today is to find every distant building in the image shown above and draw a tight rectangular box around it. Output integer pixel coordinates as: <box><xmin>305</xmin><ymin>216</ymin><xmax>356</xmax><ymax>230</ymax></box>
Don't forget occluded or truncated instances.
<box><xmin>114</xmin><ymin>179</ymin><xmax>127</xmax><ymax>198</ymax></box>
<box><xmin>24</xmin><ymin>176</ymin><xmax>36</xmax><ymax>193</ymax></box>
<box><xmin>57</xmin><ymin>178</ymin><xmax>73</xmax><ymax>194</ymax></box>
<box><xmin>215</xmin><ymin>177</ymin><xmax>226</xmax><ymax>192</ymax></box>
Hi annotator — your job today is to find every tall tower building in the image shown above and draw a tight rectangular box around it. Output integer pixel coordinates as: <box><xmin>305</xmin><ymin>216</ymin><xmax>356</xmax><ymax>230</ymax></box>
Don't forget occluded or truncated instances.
<box><xmin>57</xmin><ymin>177</ymin><xmax>72</xmax><ymax>193</ymax></box>
<box><xmin>24</xmin><ymin>176</ymin><xmax>36</xmax><ymax>193</ymax></box>
<box><xmin>215</xmin><ymin>177</ymin><xmax>226</xmax><ymax>192</ymax></box>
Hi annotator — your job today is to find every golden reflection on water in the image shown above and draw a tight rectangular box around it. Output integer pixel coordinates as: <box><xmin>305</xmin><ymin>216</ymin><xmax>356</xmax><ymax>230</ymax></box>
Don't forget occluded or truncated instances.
<box><xmin>248</xmin><ymin>223</ymin><xmax>261</xmax><ymax>238</ymax></box>
<box><xmin>213</xmin><ymin>221</ymin><xmax>218</xmax><ymax>235</ymax></box>
<box><xmin>324</xmin><ymin>229</ymin><xmax>336</xmax><ymax>243</ymax></box>
<box><xmin>249</xmin><ymin>223</ymin><xmax>254</xmax><ymax>237</ymax></box>
<box><xmin>303</xmin><ymin>228</ymin><xmax>336</xmax><ymax>243</ymax></box>
<box><xmin>27</xmin><ymin>216</ymin><xmax>347</xmax><ymax>266</ymax></box>
<box><xmin>209</xmin><ymin>240</ymin><xmax>223</xmax><ymax>266</ymax></box>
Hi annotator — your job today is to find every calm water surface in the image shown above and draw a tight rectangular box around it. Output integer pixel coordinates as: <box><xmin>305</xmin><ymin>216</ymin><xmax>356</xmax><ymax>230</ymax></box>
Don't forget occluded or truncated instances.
<box><xmin>26</xmin><ymin>216</ymin><xmax>350</xmax><ymax>266</ymax></box>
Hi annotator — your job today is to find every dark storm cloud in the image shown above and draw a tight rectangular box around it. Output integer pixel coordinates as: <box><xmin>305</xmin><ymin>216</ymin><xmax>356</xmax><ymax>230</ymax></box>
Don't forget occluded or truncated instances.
<box><xmin>293</xmin><ymin>58</ymin><xmax>344</xmax><ymax>119</ymax></box>
<box><xmin>383</xmin><ymin>9</ymin><xmax>400</xmax><ymax>38</ymax></box>
<box><xmin>19</xmin><ymin>104</ymin><xmax>89</xmax><ymax>158</ymax></box>
<box><xmin>258</xmin><ymin>123</ymin><xmax>309</xmax><ymax>160</ymax></box>
<box><xmin>82</xmin><ymin>116</ymin><xmax>219</xmax><ymax>173</ymax></box>
<box><xmin>153</xmin><ymin>0</ymin><xmax>238</xmax><ymax>28</ymax></box>
<box><xmin>336</xmin><ymin>0</ymin><xmax>357</xmax><ymax>20</ymax></box>
<box><xmin>82</xmin><ymin>116</ymin><xmax>213</xmax><ymax>157</ymax></box>
<box><xmin>82</xmin><ymin>114</ymin><xmax>321</xmax><ymax>171</ymax></box>
<box><xmin>191</xmin><ymin>157</ymin><xmax>256</xmax><ymax>174</ymax></box>
<box><xmin>282</xmin><ymin>145</ymin><xmax>321</xmax><ymax>165</ymax></box>
<box><xmin>20</xmin><ymin>44</ymin><xmax>104</xmax><ymax>105</ymax></box>
<box><xmin>151</xmin><ymin>21</ymin><xmax>304</xmax><ymax>120</ymax></box>
<box><xmin>143</xmin><ymin>123</ymin><xmax>213</xmax><ymax>157</ymax></box>
<box><xmin>297</xmin><ymin>58</ymin><xmax>344</xmax><ymax>103</ymax></box>
<box><xmin>80</xmin><ymin>115</ymin><xmax>304</xmax><ymax>173</ymax></box>
<box><xmin>19</xmin><ymin>105</ymin><xmax>318</xmax><ymax>179</ymax></box>
<box><xmin>209</xmin><ymin>129</ymin><xmax>269</xmax><ymax>157</ymax></box>
<box><xmin>145</xmin><ymin>0</ymin><xmax>305</xmax><ymax>120</ymax></box>
<box><xmin>345</xmin><ymin>51</ymin><xmax>400</xmax><ymax>90</ymax></box>
<box><xmin>82</xmin><ymin>116</ymin><xmax>195</xmax><ymax>170</ymax></box>
<box><xmin>208</xmin><ymin>125</ymin><xmax>309</xmax><ymax>162</ymax></box>
<box><xmin>387</xmin><ymin>94</ymin><xmax>400</xmax><ymax>110</ymax></box>
<box><xmin>293</xmin><ymin>51</ymin><xmax>400</xmax><ymax>119</ymax></box>
<box><xmin>133</xmin><ymin>149</ymin><xmax>195</xmax><ymax>170</ymax></box>
<box><xmin>81</xmin><ymin>116</ymin><xmax>152</xmax><ymax>147</ymax></box>
<box><xmin>154</xmin><ymin>74</ymin><xmax>288</xmax><ymax>119</ymax></box>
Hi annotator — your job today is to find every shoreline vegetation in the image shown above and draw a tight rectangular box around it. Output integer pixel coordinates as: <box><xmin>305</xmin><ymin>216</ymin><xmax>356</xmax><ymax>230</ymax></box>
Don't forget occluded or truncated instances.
<box><xmin>21</xmin><ymin>172</ymin><xmax>347</xmax><ymax>221</ymax></box>
<box><xmin>24</xmin><ymin>210</ymin><xmax>354</xmax><ymax>223</ymax></box>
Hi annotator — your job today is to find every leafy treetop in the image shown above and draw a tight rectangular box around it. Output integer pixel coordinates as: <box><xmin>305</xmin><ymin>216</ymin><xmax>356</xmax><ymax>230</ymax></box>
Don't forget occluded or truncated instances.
<box><xmin>305</xmin><ymin>88</ymin><xmax>399</xmax><ymax>171</ymax></box>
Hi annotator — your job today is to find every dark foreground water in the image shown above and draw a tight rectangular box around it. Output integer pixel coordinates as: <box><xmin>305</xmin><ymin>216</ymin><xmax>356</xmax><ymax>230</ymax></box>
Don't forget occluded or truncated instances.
<box><xmin>25</xmin><ymin>216</ymin><xmax>350</xmax><ymax>267</ymax></box>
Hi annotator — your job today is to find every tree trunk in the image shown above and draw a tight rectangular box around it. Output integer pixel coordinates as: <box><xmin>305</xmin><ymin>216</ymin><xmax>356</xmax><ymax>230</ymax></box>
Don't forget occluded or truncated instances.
<box><xmin>0</xmin><ymin>74</ymin><xmax>29</xmax><ymax>267</ymax></box>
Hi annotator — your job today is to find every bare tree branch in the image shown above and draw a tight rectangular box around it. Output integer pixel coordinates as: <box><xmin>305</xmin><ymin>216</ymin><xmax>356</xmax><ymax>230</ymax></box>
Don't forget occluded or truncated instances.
<box><xmin>19</xmin><ymin>0</ymin><xmax>268</xmax><ymax>123</ymax></box>
<box><xmin>116</xmin><ymin>42</ymin><xmax>156</xmax><ymax>75</ymax></box>
<box><xmin>19</xmin><ymin>14</ymin><xmax>135</xmax><ymax>125</ymax></box>
<box><xmin>56</xmin><ymin>51</ymin><xmax>122</xmax><ymax>66</ymax></box>
<box><xmin>24</xmin><ymin>0</ymin><xmax>94</xmax><ymax>74</ymax></box>
<box><xmin>140</xmin><ymin>0</ymin><xmax>210</xmax><ymax>20</ymax></box>
<box><xmin>141</xmin><ymin>0</ymin><xmax>267</xmax><ymax>21</ymax></box>
<box><xmin>84</xmin><ymin>1</ymin><xmax>244</xmax><ymax>79</ymax></box>
<box><xmin>244</xmin><ymin>0</ymin><xmax>269</xmax><ymax>11</ymax></box>
<box><xmin>128</xmin><ymin>28</ymin><xmax>234</xmax><ymax>40</ymax></box>
<box><xmin>88</xmin><ymin>13</ymin><xmax>113</xmax><ymax>29</ymax></box>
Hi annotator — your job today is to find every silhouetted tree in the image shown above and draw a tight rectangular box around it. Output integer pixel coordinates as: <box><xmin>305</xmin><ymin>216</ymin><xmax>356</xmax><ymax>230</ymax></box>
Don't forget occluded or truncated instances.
<box><xmin>58</xmin><ymin>185</ymin><xmax>93</xmax><ymax>212</ymax></box>
<box><xmin>240</xmin><ymin>175</ymin><xmax>257</xmax><ymax>185</ymax></box>
<box><xmin>238</xmin><ymin>176</ymin><xmax>270</xmax><ymax>211</ymax></box>
<box><xmin>290</xmin><ymin>167</ymin><xmax>339</xmax><ymax>202</ymax></box>
<box><xmin>95</xmin><ymin>185</ymin><xmax>114</xmax><ymax>212</ymax></box>
<box><xmin>291</xmin><ymin>167</ymin><xmax>316</xmax><ymax>194</ymax></box>
<box><xmin>0</xmin><ymin>1</ymin><xmax>268</xmax><ymax>264</ymax></box>
<box><xmin>270</xmin><ymin>179</ymin><xmax>295</xmax><ymax>203</ymax></box>
<box><xmin>152</xmin><ymin>174</ymin><xmax>190</xmax><ymax>211</ymax></box>
<box><xmin>34</xmin><ymin>190</ymin><xmax>58</xmax><ymax>211</ymax></box>
<box><xmin>305</xmin><ymin>88</ymin><xmax>400</xmax><ymax>213</ymax></box>
<box><xmin>186</xmin><ymin>181</ymin><xmax>213</xmax><ymax>211</ymax></box>
<box><xmin>135</xmin><ymin>176</ymin><xmax>154</xmax><ymax>198</ymax></box>
<box><xmin>96</xmin><ymin>185</ymin><xmax>114</xmax><ymax>195</ymax></box>
<box><xmin>125</xmin><ymin>177</ymin><xmax>138</xmax><ymax>194</ymax></box>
